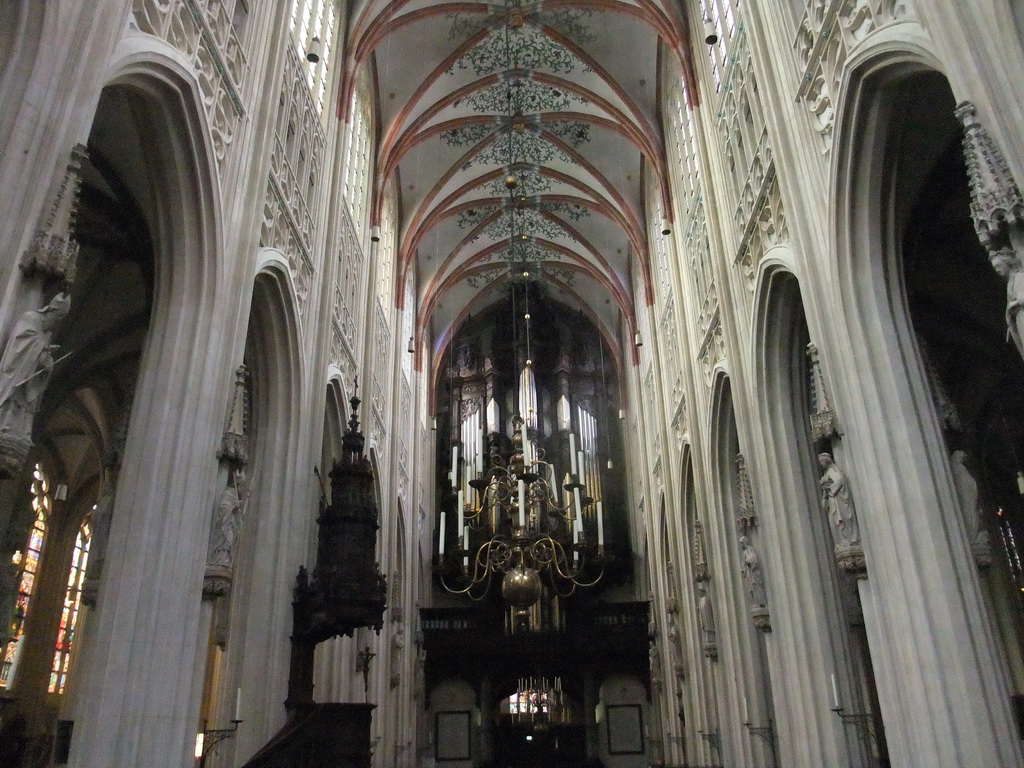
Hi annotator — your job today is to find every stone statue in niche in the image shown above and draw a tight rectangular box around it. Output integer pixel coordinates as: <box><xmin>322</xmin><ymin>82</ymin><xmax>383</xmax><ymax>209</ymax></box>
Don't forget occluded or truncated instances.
<box><xmin>0</xmin><ymin>292</ymin><xmax>71</xmax><ymax>474</ymax></box>
<box><xmin>454</xmin><ymin>342</ymin><xmax>477</xmax><ymax>376</ymax></box>
<box><xmin>818</xmin><ymin>452</ymin><xmax>866</xmax><ymax>575</ymax></box>
<box><xmin>990</xmin><ymin>249</ymin><xmax>1024</xmax><ymax>360</ymax></box>
<box><xmin>950</xmin><ymin>449</ymin><xmax>992</xmax><ymax>568</ymax></box>
<box><xmin>204</xmin><ymin>467</ymin><xmax>248</xmax><ymax>598</ymax></box>
<box><xmin>389</xmin><ymin>619</ymin><xmax>405</xmax><ymax>689</ymax></box>
<box><xmin>666</xmin><ymin>613</ymin><xmax>685</xmax><ymax>680</ymax></box>
<box><xmin>697</xmin><ymin>582</ymin><xmax>715</xmax><ymax>642</ymax></box>
<box><xmin>739</xmin><ymin>536</ymin><xmax>767</xmax><ymax>608</ymax></box>
<box><xmin>818</xmin><ymin>453</ymin><xmax>860</xmax><ymax>546</ymax></box>
<box><xmin>649</xmin><ymin>639</ymin><xmax>663</xmax><ymax>692</ymax></box>
<box><xmin>82</xmin><ymin>489</ymin><xmax>114</xmax><ymax>606</ymax></box>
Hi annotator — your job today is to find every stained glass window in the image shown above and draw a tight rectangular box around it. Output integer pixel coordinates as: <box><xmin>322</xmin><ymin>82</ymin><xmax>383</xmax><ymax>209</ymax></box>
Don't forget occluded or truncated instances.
<box><xmin>49</xmin><ymin>518</ymin><xmax>91</xmax><ymax>694</ymax></box>
<box><xmin>1</xmin><ymin>464</ymin><xmax>51</xmax><ymax>688</ymax></box>
<box><xmin>508</xmin><ymin>690</ymin><xmax>548</xmax><ymax>715</ymax></box>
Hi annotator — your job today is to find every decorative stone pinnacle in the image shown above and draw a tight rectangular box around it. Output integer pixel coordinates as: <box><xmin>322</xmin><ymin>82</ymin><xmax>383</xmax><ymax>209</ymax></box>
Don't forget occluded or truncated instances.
<box><xmin>955</xmin><ymin>101</ymin><xmax>1024</xmax><ymax>250</ymax></box>
<box><xmin>807</xmin><ymin>343</ymin><xmax>841</xmax><ymax>442</ymax></box>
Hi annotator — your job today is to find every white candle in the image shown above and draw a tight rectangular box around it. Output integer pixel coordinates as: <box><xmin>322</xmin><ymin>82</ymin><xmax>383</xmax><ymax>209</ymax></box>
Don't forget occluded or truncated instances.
<box><xmin>596</xmin><ymin>501</ymin><xmax>604</xmax><ymax>546</ymax></box>
<box><xmin>569</xmin><ymin>433</ymin><xmax>577</xmax><ymax>474</ymax></box>
<box><xmin>572</xmin><ymin>490</ymin><xmax>582</xmax><ymax>563</ymax></box>
<box><xmin>742</xmin><ymin>695</ymin><xmax>748</xmax><ymax>723</ymax></box>
<box><xmin>830</xmin><ymin>673</ymin><xmax>840</xmax><ymax>709</ymax></box>
<box><xmin>521</xmin><ymin>420</ymin><xmax>530</xmax><ymax>466</ymax></box>
<box><xmin>451</xmin><ymin>446</ymin><xmax>459</xmax><ymax>488</ymax></box>
<box><xmin>457</xmin><ymin>490</ymin><xmax>464</xmax><ymax>534</ymax></box>
<box><xmin>234</xmin><ymin>687</ymin><xmax>242</xmax><ymax>721</ymax></box>
<box><xmin>577</xmin><ymin>450</ymin><xmax>585</xmax><ymax>481</ymax></box>
<box><xmin>463</xmin><ymin>525</ymin><xmax>470</xmax><ymax>568</ymax></box>
<box><xmin>476</xmin><ymin>448</ymin><xmax>484</xmax><ymax>474</ymax></box>
<box><xmin>438</xmin><ymin>511</ymin><xmax>446</xmax><ymax>555</ymax></box>
<box><xmin>518</xmin><ymin>479</ymin><xmax>526</xmax><ymax>529</ymax></box>
<box><xmin>1017</xmin><ymin>471</ymin><xmax>1024</xmax><ymax>495</ymax></box>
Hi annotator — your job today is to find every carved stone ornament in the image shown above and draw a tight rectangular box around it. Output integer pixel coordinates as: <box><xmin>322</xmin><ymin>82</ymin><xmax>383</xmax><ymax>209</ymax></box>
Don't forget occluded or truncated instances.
<box><xmin>807</xmin><ymin>344</ymin><xmax>842</xmax><ymax>442</ymax></box>
<box><xmin>19</xmin><ymin>144</ymin><xmax>88</xmax><ymax>282</ymax></box>
<box><xmin>750</xmin><ymin>605</ymin><xmax>771</xmax><ymax>632</ymax></box>
<box><xmin>735</xmin><ymin>453</ymin><xmax>756</xmax><ymax>534</ymax></box>
<box><xmin>955</xmin><ymin>101</ymin><xmax>1024</xmax><ymax>253</ymax></box>
<box><xmin>218</xmin><ymin>364</ymin><xmax>249</xmax><ymax>465</ymax></box>
<box><xmin>0</xmin><ymin>292</ymin><xmax>72</xmax><ymax>477</ymax></box>
<box><xmin>834</xmin><ymin>544</ymin><xmax>867</xmax><ymax>577</ymax></box>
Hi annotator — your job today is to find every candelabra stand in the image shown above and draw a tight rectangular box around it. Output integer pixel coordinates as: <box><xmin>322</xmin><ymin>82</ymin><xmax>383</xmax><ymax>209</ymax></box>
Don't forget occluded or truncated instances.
<box><xmin>743</xmin><ymin>719</ymin><xmax>778</xmax><ymax>767</ymax></box>
<box><xmin>197</xmin><ymin>719</ymin><xmax>242</xmax><ymax>767</ymax></box>
<box><xmin>831</xmin><ymin>706</ymin><xmax>879</xmax><ymax>760</ymax></box>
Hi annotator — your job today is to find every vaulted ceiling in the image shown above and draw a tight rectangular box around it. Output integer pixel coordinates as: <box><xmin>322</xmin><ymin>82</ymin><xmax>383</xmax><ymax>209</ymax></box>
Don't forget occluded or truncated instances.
<box><xmin>343</xmin><ymin>0</ymin><xmax>698</xmax><ymax>371</ymax></box>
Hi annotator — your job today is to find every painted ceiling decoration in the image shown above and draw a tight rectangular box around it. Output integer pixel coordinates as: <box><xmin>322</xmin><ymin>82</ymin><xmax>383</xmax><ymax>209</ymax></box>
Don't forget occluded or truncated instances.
<box><xmin>343</xmin><ymin>0</ymin><xmax>698</xmax><ymax>376</ymax></box>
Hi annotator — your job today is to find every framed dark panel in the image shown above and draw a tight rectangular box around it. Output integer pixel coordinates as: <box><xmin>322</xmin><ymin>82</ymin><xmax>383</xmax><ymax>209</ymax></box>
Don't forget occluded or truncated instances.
<box><xmin>606</xmin><ymin>704</ymin><xmax>644</xmax><ymax>755</ymax></box>
<box><xmin>54</xmin><ymin>720</ymin><xmax>74</xmax><ymax>763</ymax></box>
<box><xmin>436</xmin><ymin>710</ymin><xmax>471</xmax><ymax>761</ymax></box>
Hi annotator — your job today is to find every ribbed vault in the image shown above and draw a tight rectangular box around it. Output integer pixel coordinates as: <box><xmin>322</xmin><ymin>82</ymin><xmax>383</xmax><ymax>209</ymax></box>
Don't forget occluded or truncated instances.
<box><xmin>342</xmin><ymin>0</ymin><xmax>698</xmax><ymax>374</ymax></box>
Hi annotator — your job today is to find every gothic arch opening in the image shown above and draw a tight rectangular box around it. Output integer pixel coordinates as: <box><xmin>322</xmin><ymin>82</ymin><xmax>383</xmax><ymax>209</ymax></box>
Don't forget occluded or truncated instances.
<box><xmin>708</xmin><ymin>374</ymin><xmax>775</xmax><ymax>767</ymax></box>
<box><xmin>756</xmin><ymin>266</ymin><xmax>884</xmax><ymax>766</ymax></box>
<box><xmin>889</xmin><ymin>74</ymin><xmax>1024</xmax><ymax>701</ymax></box>
<box><xmin>227</xmin><ymin>265</ymin><xmax>306</xmax><ymax>761</ymax></box>
<box><xmin>834</xmin><ymin>57</ymin><xmax>1024</xmax><ymax>763</ymax></box>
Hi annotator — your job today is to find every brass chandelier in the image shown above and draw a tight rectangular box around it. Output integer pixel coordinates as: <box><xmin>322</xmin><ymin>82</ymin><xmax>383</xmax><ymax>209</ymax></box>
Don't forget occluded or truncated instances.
<box><xmin>436</xmin><ymin>405</ymin><xmax>607</xmax><ymax>611</ymax></box>
<box><xmin>436</xmin><ymin>263</ymin><xmax>608</xmax><ymax>612</ymax></box>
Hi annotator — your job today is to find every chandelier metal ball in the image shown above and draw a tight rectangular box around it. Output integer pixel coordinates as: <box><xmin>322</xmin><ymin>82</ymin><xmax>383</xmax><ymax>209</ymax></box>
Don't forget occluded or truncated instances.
<box><xmin>502</xmin><ymin>564</ymin><xmax>543</xmax><ymax>608</ymax></box>
<box><xmin>505</xmin><ymin>174</ymin><xmax>519</xmax><ymax>189</ymax></box>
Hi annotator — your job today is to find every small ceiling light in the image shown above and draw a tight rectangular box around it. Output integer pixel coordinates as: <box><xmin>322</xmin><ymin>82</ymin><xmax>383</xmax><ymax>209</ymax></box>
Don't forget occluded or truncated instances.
<box><xmin>618</xmin><ymin>409</ymin><xmax>625</xmax><ymax>420</ymax></box>
<box><xmin>307</xmin><ymin>36</ymin><xmax>323</xmax><ymax>63</ymax></box>
<box><xmin>505</xmin><ymin>174</ymin><xmax>519</xmax><ymax>190</ymax></box>
<box><xmin>703</xmin><ymin>19</ymin><xmax>718</xmax><ymax>46</ymax></box>
<box><xmin>634</xmin><ymin>332</ymin><xmax>643</xmax><ymax>348</ymax></box>
<box><xmin>370</xmin><ymin>226</ymin><xmax>381</xmax><ymax>243</ymax></box>
<box><xmin>660</xmin><ymin>219</ymin><xmax>671</xmax><ymax>236</ymax></box>
<box><xmin>408</xmin><ymin>336</ymin><xmax>415</xmax><ymax>354</ymax></box>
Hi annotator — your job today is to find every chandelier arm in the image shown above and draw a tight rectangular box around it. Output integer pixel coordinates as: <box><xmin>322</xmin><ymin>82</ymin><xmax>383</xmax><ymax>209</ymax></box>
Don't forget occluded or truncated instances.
<box><xmin>566</xmin><ymin>565</ymin><xmax>605</xmax><ymax>589</ymax></box>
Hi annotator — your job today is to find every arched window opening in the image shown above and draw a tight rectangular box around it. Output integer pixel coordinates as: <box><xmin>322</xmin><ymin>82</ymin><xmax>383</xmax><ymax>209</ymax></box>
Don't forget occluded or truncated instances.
<box><xmin>49</xmin><ymin>516</ymin><xmax>92</xmax><ymax>694</ymax></box>
<box><xmin>1</xmin><ymin>463</ymin><xmax>51</xmax><ymax>688</ymax></box>
<box><xmin>290</xmin><ymin>0</ymin><xmax>338</xmax><ymax>113</ymax></box>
